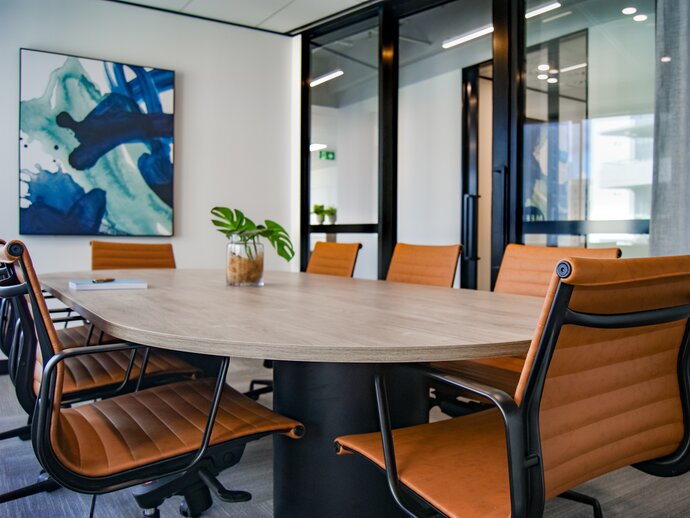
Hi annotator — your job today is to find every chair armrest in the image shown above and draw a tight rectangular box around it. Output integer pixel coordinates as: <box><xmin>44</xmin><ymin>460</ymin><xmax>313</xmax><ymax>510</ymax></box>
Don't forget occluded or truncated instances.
<box><xmin>35</xmin><ymin>343</ymin><xmax>230</xmax><ymax>493</ymax></box>
<box><xmin>410</xmin><ymin>363</ymin><xmax>518</xmax><ymax>416</ymax></box>
<box><xmin>0</xmin><ymin>283</ymin><xmax>29</xmax><ymax>298</ymax></box>
<box><xmin>373</xmin><ymin>363</ymin><xmax>532</xmax><ymax>518</ymax></box>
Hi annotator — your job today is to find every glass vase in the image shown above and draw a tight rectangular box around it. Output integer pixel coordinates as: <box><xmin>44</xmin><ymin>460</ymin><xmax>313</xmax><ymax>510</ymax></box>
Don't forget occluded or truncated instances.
<box><xmin>226</xmin><ymin>239</ymin><xmax>264</xmax><ymax>286</ymax></box>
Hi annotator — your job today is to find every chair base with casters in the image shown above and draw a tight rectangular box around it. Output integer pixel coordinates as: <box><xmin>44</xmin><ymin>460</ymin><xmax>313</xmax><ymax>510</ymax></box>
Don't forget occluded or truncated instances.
<box><xmin>131</xmin><ymin>449</ymin><xmax>250</xmax><ymax>518</ymax></box>
<box><xmin>246</xmin><ymin>360</ymin><xmax>273</xmax><ymax>400</ymax></box>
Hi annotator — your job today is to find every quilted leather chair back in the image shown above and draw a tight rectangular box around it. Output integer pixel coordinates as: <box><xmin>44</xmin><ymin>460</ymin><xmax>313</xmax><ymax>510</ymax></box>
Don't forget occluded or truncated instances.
<box><xmin>386</xmin><ymin>243</ymin><xmax>461</xmax><ymax>288</ymax></box>
<box><xmin>516</xmin><ymin>255</ymin><xmax>690</xmax><ymax>499</ymax></box>
<box><xmin>91</xmin><ymin>240</ymin><xmax>176</xmax><ymax>270</ymax></box>
<box><xmin>306</xmin><ymin>241</ymin><xmax>361</xmax><ymax>277</ymax></box>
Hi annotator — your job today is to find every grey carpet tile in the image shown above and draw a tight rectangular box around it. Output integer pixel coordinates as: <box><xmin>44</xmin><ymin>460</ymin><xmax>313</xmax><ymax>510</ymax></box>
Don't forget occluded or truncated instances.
<box><xmin>1</xmin><ymin>358</ymin><xmax>690</xmax><ymax>517</ymax></box>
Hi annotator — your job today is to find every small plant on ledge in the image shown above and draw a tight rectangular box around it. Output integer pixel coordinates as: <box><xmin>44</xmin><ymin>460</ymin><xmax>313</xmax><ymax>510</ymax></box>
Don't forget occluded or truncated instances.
<box><xmin>324</xmin><ymin>205</ymin><xmax>337</xmax><ymax>224</ymax></box>
<box><xmin>211</xmin><ymin>206</ymin><xmax>294</xmax><ymax>286</ymax></box>
<box><xmin>312</xmin><ymin>204</ymin><xmax>326</xmax><ymax>224</ymax></box>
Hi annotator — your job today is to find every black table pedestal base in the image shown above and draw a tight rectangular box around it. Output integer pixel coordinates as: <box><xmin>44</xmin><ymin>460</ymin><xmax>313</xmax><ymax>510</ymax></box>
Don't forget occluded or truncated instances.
<box><xmin>273</xmin><ymin>361</ymin><xmax>427</xmax><ymax>518</ymax></box>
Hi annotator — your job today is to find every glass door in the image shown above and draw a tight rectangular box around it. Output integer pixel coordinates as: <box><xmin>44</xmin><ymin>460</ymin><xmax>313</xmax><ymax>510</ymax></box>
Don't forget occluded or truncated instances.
<box><xmin>396</xmin><ymin>0</ymin><xmax>493</xmax><ymax>288</ymax></box>
<box><xmin>521</xmin><ymin>0</ymin><xmax>655</xmax><ymax>257</ymax></box>
<box><xmin>306</xmin><ymin>16</ymin><xmax>380</xmax><ymax>278</ymax></box>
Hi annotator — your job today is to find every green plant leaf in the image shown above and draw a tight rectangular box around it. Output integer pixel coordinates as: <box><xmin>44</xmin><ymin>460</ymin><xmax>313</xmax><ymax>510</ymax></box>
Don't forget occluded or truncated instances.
<box><xmin>211</xmin><ymin>207</ymin><xmax>294</xmax><ymax>262</ymax></box>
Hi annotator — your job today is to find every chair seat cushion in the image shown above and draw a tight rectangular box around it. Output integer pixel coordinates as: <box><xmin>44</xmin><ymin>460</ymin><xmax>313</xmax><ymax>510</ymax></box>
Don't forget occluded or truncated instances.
<box><xmin>336</xmin><ymin>408</ymin><xmax>510</xmax><ymax>518</ymax></box>
<box><xmin>429</xmin><ymin>356</ymin><xmax>525</xmax><ymax>395</ymax></box>
<box><xmin>62</xmin><ymin>348</ymin><xmax>200</xmax><ymax>394</ymax></box>
<box><xmin>35</xmin><ymin>345</ymin><xmax>200</xmax><ymax>397</ymax></box>
<box><xmin>55</xmin><ymin>378</ymin><xmax>303</xmax><ymax>477</ymax></box>
<box><xmin>56</xmin><ymin>325</ymin><xmax>118</xmax><ymax>347</ymax></box>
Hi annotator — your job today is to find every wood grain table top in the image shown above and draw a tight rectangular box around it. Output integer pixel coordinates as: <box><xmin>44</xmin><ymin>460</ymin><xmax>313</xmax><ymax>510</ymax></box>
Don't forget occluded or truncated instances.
<box><xmin>40</xmin><ymin>270</ymin><xmax>544</xmax><ymax>363</ymax></box>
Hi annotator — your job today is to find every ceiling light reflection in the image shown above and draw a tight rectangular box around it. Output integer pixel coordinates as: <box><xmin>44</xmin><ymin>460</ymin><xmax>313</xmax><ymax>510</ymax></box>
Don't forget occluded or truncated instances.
<box><xmin>309</xmin><ymin>69</ymin><xmax>344</xmax><ymax>87</ymax></box>
<box><xmin>525</xmin><ymin>2</ymin><xmax>562</xmax><ymax>19</ymax></box>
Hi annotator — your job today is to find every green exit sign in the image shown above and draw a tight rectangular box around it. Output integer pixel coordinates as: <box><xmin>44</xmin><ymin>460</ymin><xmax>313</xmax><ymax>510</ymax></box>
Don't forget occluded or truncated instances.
<box><xmin>318</xmin><ymin>150</ymin><xmax>336</xmax><ymax>161</ymax></box>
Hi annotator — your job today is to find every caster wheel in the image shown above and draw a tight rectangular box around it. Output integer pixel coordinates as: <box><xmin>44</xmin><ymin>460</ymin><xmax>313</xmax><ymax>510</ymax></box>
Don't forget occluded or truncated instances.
<box><xmin>179</xmin><ymin>501</ymin><xmax>195</xmax><ymax>517</ymax></box>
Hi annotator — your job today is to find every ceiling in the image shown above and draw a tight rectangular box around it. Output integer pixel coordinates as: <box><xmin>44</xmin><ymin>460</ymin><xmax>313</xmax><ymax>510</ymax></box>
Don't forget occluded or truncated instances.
<box><xmin>112</xmin><ymin>0</ymin><xmax>376</xmax><ymax>34</ymax></box>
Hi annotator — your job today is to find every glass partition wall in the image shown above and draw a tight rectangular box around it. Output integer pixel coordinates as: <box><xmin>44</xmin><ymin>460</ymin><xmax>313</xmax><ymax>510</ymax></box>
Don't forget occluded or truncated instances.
<box><xmin>397</xmin><ymin>1</ymin><xmax>492</xmax><ymax>287</ymax></box>
<box><xmin>302</xmin><ymin>0</ymin><xmax>505</xmax><ymax>282</ymax></box>
<box><xmin>521</xmin><ymin>0</ymin><xmax>655</xmax><ymax>257</ymax></box>
<box><xmin>307</xmin><ymin>17</ymin><xmax>380</xmax><ymax>278</ymax></box>
<box><xmin>303</xmin><ymin>0</ymin><xmax>683</xmax><ymax>287</ymax></box>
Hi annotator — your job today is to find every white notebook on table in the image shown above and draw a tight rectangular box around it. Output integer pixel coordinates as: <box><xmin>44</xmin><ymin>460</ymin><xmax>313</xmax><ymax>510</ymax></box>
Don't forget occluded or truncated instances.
<box><xmin>68</xmin><ymin>279</ymin><xmax>148</xmax><ymax>291</ymax></box>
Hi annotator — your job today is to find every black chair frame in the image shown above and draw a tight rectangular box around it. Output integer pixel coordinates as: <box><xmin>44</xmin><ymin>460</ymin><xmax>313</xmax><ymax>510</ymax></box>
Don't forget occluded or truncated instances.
<box><xmin>365</xmin><ymin>261</ymin><xmax>690</xmax><ymax>518</ymax></box>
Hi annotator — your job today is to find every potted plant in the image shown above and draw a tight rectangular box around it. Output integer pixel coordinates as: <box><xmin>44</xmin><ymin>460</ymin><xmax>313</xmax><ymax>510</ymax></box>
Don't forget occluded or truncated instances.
<box><xmin>324</xmin><ymin>205</ymin><xmax>337</xmax><ymax>224</ymax></box>
<box><xmin>312</xmin><ymin>204</ymin><xmax>325</xmax><ymax>224</ymax></box>
<box><xmin>211</xmin><ymin>207</ymin><xmax>294</xmax><ymax>286</ymax></box>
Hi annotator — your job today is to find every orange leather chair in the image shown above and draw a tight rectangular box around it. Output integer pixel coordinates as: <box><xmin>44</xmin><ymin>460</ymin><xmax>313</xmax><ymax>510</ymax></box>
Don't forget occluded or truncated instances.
<box><xmin>336</xmin><ymin>254</ymin><xmax>690</xmax><ymax>517</ymax></box>
<box><xmin>0</xmin><ymin>240</ymin><xmax>304</xmax><ymax>516</ymax></box>
<box><xmin>0</xmin><ymin>240</ymin><xmax>197</xmax><ymax>505</ymax></box>
<box><xmin>90</xmin><ymin>240</ymin><xmax>176</xmax><ymax>270</ymax></box>
<box><xmin>306</xmin><ymin>241</ymin><xmax>362</xmax><ymax>277</ymax></box>
<box><xmin>431</xmin><ymin>244</ymin><xmax>621</xmax><ymax>407</ymax></box>
<box><xmin>386</xmin><ymin>243</ymin><xmax>462</xmax><ymax>287</ymax></box>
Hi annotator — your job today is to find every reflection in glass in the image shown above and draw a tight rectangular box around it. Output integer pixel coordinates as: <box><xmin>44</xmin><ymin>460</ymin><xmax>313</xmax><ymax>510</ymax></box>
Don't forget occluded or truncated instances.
<box><xmin>396</xmin><ymin>0</ymin><xmax>492</xmax><ymax>287</ymax></box>
<box><xmin>309</xmin><ymin>19</ymin><xmax>379</xmax><ymax>226</ymax></box>
<box><xmin>523</xmin><ymin>0</ymin><xmax>655</xmax><ymax>254</ymax></box>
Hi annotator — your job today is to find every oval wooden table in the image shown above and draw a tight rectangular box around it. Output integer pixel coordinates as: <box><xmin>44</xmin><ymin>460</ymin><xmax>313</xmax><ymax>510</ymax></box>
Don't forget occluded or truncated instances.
<box><xmin>40</xmin><ymin>269</ymin><xmax>544</xmax><ymax>518</ymax></box>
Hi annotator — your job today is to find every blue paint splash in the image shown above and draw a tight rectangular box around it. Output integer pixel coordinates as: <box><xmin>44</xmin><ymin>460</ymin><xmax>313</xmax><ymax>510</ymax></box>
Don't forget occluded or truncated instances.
<box><xmin>20</xmin><ymin>167</ymin><xmax>106</xmax><ymax>235</ymax></box>
<box><xmin>20</xmin><ymin>53</ymin><xmax>173</xmax><ymax>235</ymax></box>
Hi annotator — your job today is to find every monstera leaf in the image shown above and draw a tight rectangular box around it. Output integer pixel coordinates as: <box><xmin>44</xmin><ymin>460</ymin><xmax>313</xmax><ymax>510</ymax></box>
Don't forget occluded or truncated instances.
<box><xmin>211</xmin><ymin>206</ymin><xmax>294</xmax><ymax>262</ymax></box>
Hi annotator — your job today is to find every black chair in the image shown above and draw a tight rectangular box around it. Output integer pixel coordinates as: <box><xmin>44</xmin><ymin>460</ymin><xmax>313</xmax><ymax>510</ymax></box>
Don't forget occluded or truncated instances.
<box><xmin>337</xmin><ymin>255</ymin><xmax>690</xmax><ymax>517</ymax></box>
<box><xmin>0</xmin><ymin>240</ymin><xmax>305</xmax><ymax>517</ymax></box>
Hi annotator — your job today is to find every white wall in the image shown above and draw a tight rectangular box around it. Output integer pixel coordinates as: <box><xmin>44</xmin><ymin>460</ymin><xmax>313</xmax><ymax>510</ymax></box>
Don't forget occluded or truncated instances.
<box><xmin>398</xmin><ymin>70</ymin><xmax>461</xmax><ymax>246</ymax></box>
<box><xmin>0</xmin><ymin>0</ymin><xmax>298</xmax><ymax>273</ymax></box>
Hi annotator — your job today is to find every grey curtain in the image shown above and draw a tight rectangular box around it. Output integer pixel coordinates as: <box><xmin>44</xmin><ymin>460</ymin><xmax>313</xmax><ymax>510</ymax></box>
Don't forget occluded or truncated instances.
<box><xmin>650</xmin><ymin>0</ymin><xmax>690</xmax><ymax>256</ymax></box>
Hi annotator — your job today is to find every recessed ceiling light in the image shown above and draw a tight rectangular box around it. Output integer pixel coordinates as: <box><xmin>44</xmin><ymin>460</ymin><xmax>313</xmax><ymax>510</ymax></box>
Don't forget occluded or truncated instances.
<box><xmin>560</xmin><ymin>62</ymin><xmax>588</xmax><ymax>73</ymax></box>
<box><xmin>547</xmin><ymin>77</ymin><xmax>558</xmax><ymax>84</ymax></box>
<box><xmin>633</xmin><ymin>14</ymin><xmax>648</xmax><ymax>22</ymax></box>
<box><xmin>537</xmin><ymin>64</ymin><xmax>550</xmax><ymax>71</ymax></box>
<box><xmin>622</xmin><ymin>7</ymin><xmax>637</xmax><ymax>15</ymax></box>
<box><xmin>310</xmin><ymin>144</ymin><xmax>327</xmax><ymax>152</ymax></box>
<box><xmin>549</xmin><ymin>69</ymin><xmax>559</xmax><ymax>74</ymax></box>
<box><xmin>309</xmin><ymin>69</ymin><xmax>344</xmax><ymax>87</ymax></box>
<box><xmin>537</xmin><ymin>74</ymin><xmax>548</xmax><ymax>80</ymax></box>
<box><xmin>525</xmin><ymin>2</ymin><xmax>562</xmax><ymax>19</ymax></box>
<box><xmin>661</xmin><ymin>56</ymin><xmax>672</xmax><ymax>63</ymax></box>
<box><xmin>442</xmin><ymin>25</ymin><xmax>494</xmax><ymax>49</ymax></box>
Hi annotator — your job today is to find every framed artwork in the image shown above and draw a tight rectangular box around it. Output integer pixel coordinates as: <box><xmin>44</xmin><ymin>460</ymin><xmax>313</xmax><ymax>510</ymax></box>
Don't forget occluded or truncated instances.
<box><xmin>19</xmin><ymin>48</ymin><xmax>174</xmax><ymax>236</ymax></box>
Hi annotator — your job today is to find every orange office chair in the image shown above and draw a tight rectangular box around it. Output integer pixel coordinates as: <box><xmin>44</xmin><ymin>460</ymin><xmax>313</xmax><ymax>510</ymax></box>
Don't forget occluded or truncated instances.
<box><xmin>0</xmin><ymin>239</ymin><xmax>197</xmax><ymax>505</ymax></box>
<box><xmin>306</xmin><ymin>241</ymin><xmax>362</xmax><ymax>277</ymax></box>
<box><xmin>90</xmin><ymin>240</ymin><xmax>176</xmax><ymax>270</ymax></box>
<box><xmin>336</xmin><ymin>254</ymin><xmax>690</xmax><ymax>517</ymax></box>
<box><xmin>386</xmin><ymin>243</ymin><xmax>462</xmax><ymax>288</ymax></box>
<box><xmin>430</xmin><ymin>244</ymin><xmax>621</xmax><ymax>415</ymax></box>
<box><xmin>0</xmin><ymin>240</ymin><xmax>304</xmax><ymax>517</ymax></box>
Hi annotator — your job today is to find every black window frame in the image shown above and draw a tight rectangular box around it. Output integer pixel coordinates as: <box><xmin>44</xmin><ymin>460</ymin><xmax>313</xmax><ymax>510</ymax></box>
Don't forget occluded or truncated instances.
<box><xmin>300</xmin><ymin>0</ymin><xmax>524</xmax><ymax>282</ymax></box>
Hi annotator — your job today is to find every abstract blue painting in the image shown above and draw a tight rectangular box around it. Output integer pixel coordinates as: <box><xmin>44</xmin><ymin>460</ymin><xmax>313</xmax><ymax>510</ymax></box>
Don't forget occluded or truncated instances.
<box><xmin>19</xmin><ymin>49</ymin><xmax>174</xmax><ymax>235</ymax></box>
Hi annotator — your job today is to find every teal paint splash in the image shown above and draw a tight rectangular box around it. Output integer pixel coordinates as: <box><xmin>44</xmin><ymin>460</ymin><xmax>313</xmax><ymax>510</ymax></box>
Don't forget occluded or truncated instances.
<box><xmin>20</xmin><ymin>55</ymin><xmax>172</xmax><ymax>235</ymax></box>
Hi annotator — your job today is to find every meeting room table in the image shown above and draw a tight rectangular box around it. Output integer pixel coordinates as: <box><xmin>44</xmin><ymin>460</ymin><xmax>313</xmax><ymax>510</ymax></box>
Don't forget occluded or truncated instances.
<box><xmin>40</xmin><ymin>269</ymin><xmax>543</xmax><ymax>518</ymax></box>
